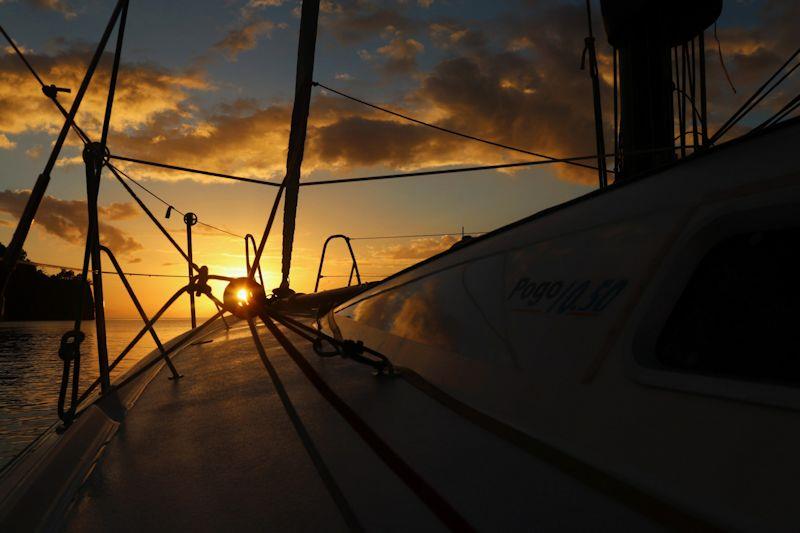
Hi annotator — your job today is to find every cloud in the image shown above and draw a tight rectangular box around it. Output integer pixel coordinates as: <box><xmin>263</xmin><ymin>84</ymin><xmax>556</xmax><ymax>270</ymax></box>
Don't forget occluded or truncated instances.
<box><xmin>245</xmin><ymin>0</ymin><xmax>284</xmax><ymax>9</ymax></box>
<box><xmin>0</xmin><ymin>134</ymin><xmax>15</xmax><ymax>150</ymax></box>
<box><xmin>26</xmin><ymin>0</ymin><xmax>76</xmax><ymax>19</ymax></box>
<box><xmin>4</xmin><ymin>1</ymin><xmax>797</xmax><ymax>192</ymax></box>
<box><xmin>376</xmin><ymin>37</ymin><xmax>424</xmax><ymax>74</ymax></box>
<box><xmin>0</xmin><ymin>190</ymin><xmax>142</xmax><ymax>255</ymax></box>
<box><xmin>429</xmin><ymin>21</ymin><xmax>485</xmax><ymax>50</ymax></box>
<box><xmin>0</xmin><ymin>46</ymin><xmax>210</xmax><ymax>141</ymax></box>
<box><xmin>326</xmin><ymin>5</ymin><xmax>411</xmax><ymax>44</ymax></box>
<box><xmin>99</xmin><ymin>201</ymin><xmax>138</xmax><ymax>221</ymax></box>
<box><xmin>213</xmin><ymin>18</ymin><xmax>286</xmax><ymax>61</ymax></box>
<box><xmin>25</xmin><ymin>145</ymin><xmax>43</xmax><ymax>159</ymax></box>
<box><xmin>370</xmin><ymin>235</ymin><xmax>458</xmax><ymax>262</ymax></box>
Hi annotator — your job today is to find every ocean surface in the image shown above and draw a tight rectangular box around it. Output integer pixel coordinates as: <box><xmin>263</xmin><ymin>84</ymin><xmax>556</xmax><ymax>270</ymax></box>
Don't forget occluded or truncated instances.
<box><xmin>0</xmin><ymin>319</ymin><xmax>191</xmax><ymax>468</ymax></box>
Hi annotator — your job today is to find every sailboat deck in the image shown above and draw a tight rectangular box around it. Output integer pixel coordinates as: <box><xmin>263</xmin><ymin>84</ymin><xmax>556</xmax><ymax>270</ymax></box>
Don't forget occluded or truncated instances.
<box><xmin>62</xmin><ymin>320</ymin><xmax>657</xmax><ymax>531</ymax></box>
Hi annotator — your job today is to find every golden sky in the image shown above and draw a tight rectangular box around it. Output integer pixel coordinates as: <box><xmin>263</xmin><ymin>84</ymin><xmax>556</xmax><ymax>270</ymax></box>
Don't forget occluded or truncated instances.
<box><xmin>1</xmin><ymin>0</ymin><xmax>797</xmax><ymax>318</ymax></box>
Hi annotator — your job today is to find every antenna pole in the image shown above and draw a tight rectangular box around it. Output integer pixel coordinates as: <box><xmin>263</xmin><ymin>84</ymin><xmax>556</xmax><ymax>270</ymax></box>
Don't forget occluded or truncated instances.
<box><xmin>277</xmin><ymin>0</ymin><xmax>321</xmax><ymax>297</ymax></box>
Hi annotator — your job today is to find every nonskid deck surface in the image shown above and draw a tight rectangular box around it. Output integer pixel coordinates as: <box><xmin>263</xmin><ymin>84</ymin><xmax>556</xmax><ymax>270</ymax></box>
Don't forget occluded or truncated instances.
<box><xmin>66</xmin><ymin>321</ymin><xmax>657</xmax><ymax>532</ymax></box>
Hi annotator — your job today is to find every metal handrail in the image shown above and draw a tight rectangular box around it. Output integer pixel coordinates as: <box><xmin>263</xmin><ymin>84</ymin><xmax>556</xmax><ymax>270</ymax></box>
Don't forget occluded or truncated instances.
<box><xmin>314</xmin><ymin>234</ymin><xmax>362</xmax><ymax>292</ymax></box>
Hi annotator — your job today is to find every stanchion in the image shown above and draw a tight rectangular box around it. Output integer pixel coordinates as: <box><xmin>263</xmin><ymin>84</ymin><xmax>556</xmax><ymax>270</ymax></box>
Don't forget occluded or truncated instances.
<box><xmin>184</xmin><ymin>212</ymin><xmax>198</xmax><ymax>329</ymax></box>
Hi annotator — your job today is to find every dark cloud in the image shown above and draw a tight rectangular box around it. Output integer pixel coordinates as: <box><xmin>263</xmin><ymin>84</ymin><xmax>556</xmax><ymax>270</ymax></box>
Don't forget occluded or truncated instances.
<box><xmin>213</xmin><ymin>18</ymin><xmax>287</xmax><ymax>61</ymax></box>
<box><xmin>0</xmin><ymin>190</ymin><xmax>142</xmax><ymax>255</ymax></box>
<box><xmin>376</xmin><ymin>37</ymin><xmax>425</xmax><ymax>74</ymax></box>
<box><xmin>428</xmin><ymin>21</ymin><xmax>486</xmax><ymax>50</ymax></box>
<box><xmin>325</xmin><ymin>3</ymin><xmax>412</xmax><ymax>44</ymax></box>
<box><xmin>25</xmin><ymin>0</ymin><xmax>76</xmax><ymax>18</ymax></box>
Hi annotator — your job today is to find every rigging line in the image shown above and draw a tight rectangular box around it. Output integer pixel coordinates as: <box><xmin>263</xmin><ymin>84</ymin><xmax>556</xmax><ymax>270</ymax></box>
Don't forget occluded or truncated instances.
<box><xmin>99</xmin><ymin>0</ymin><xmax>128</xmax><ymax>149</ymax></box>
<box><xmin>109</xmin><ymin>164</ymin><xmax>246</xmax><ymax>239</ymax></box>
<box><xmin>19</xmin><ymin>259</ymin><xmax>188</xmax><ymax>278</ymax></box>
<box><xmin>319</xmin><ymin>274</ymin><xmax>390</xmax><ymax>278</ymax></box>
<box><xmin>0</xmin><ymin>25</ymin><xmax>45</xmax><ymax>86</ymax></box>
<box><xmin>313</xmin><ymin>81</ymin><xmax>608</xmax><ymax>174</ymax></box>
<box><xmin>299</xmin><ymin>156</ymin><xmax>604</xmax><ymax>187</ymax></box>
<box><xmin>711</xmin><ymin>47</ymin><xmax>800</xmax><ymax>143</ymax></box>
<box><xmin>350</xmin><ymin>231</ymin><xmax>487</xmax><ymax>240</ymax></box>
<box><xmin>0</xmin><ymin>25</ymin><xmax>90</xmax><ymax>144</ymax></box>
<box><xmin>752</xmin><ymin>92</ymin><xmax>800</xmax><ymax>133</ymax></box>
<box><xmin>109</xmin><ymin>154</ymin><xmax>280</xmax><ymax>187</ymax></box>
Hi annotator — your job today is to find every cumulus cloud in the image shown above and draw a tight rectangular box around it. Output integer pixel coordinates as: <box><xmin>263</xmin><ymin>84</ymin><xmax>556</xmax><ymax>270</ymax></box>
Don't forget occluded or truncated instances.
<box><xmin>0</xmin><ymin>134</ymin><xmax>15</xmax><ymax>150</ymax></box>
<box><xmin>3</xmin><ymin>1</ymin><xmax>797</xmax><ymax>190</ymax></box>
<box><xmin>0</xmin><ymin>190</ymin><xmax>142</xmax><ymax>255</ymax></box>
<box><xmin>429</xmin><ymin>21</ymin><xmax>485</xmax><ymax>50</ymax></box>
<box><xmin>376</xmin><ymin>37</ymin><xmax>424</xmax><ymax>74</ymax></box>
<box><xmin>369</xmin><ymin>235</ymin><xmax>458</xmax><ymax>263</ymax></box>
<box><xmin>326</xmin><ymin>5</ymin><xmax>411</xmax><ymax>44</ymax></box>
<box><xmin>25</xmin><ymin>145</ymin><xmax>43</xmax><ymax>159</ymax></box>
<box><xmin>26</xmin><ymin>0</ymin><xmax>76</xmax><ymax>18</ymax></box>
<box><xmin>213</xmin><ymin>18</ymin><xmax>287</xmax><ymax>61</ymax></box>
<box><xmin>0</xmin><ymin>46</ymin><xmax>209</xmax><ymax>142</ymax></box>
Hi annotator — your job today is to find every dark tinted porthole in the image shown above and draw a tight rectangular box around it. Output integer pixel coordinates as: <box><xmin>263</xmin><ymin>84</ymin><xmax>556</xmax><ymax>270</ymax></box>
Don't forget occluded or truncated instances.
<box><xmin>656</xmin><ymin>229</ymin><xmax>800</xmax><ymax>385</ymax></box>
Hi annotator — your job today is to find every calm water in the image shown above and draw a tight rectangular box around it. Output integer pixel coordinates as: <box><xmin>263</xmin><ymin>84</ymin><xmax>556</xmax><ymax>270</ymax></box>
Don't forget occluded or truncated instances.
<box><xmin>0</xmin><ymin>319</ymin><xmax>191</xmax><ymax>467</ymax></box>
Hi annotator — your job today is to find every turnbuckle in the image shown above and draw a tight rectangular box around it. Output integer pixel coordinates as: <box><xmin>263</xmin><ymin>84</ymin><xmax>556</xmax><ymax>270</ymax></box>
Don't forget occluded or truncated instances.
<box><xmin>41</xmin><ymin>84</ymin><xmax>71</xmax><ymax>100</ymax></box>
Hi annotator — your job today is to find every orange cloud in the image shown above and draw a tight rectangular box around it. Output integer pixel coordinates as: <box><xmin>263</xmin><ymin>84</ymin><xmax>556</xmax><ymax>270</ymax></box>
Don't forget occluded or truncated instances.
<box><xmin>0</xmin><ymin>46</ymin><xmax>210</xmax><ymax>140</ymax></box>
<box><xmin>0</xmin><ymin>190</ymin><xmax>142</xmax><ymax>255</ymax></box>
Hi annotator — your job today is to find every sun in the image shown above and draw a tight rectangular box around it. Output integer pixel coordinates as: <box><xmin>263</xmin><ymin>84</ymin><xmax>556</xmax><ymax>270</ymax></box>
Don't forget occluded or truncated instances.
<box><xmin>236</xmin><ymin>288</ymin><xmax>250</xmax><ymax>304</ymax></box>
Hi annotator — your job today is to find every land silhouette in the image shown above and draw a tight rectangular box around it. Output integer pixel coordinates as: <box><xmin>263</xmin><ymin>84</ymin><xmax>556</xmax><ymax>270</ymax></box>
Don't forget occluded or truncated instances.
<box><xmin>0</xmin><ymin>243</ymin><xmax>94</xmax><ymax>321</ymax></box>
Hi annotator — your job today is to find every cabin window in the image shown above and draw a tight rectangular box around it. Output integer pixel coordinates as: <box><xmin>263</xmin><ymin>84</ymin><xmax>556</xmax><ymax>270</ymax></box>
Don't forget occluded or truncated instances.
<box><xmin>656</xmin><ymin>228</ymin><xmax>800</xmax><ymax>385</ymax></box>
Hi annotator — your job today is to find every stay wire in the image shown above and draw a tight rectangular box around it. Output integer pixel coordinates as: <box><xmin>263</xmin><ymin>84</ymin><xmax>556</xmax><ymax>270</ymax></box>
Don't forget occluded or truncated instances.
<box><xmin>108</xmin><ymin>164</ymin><xmax>245</xmax><ymax>239</ymax></box>
<box><xmin>350</xmin><ymin>231</ymin><xmax>487</xmax><ymax>240</ymax></box>
<box><xmin>109</xmin><ymin>154</ymin><xmax>279</xmax><ymax>187</ymax></box>
<box><xmin>299</xmin><ymin>156</ymin><xmax>604</xmax><ymax>186</ymax></box>
<box><xmin>19</xmin><ymin>259</ymin><xmax>189</xmax><ymax>279</ymax></box>
<box><xmin>711</xmin><ymin>45</ymin><xmax>800</xmax><ymax>143</ymax></box>
<box><xmin>313</xmin><ymin>81</ymin><xmax>608</xmax><ymax>174</ymax></box>
<box><xmin>0</xmin><ymin>24</ymin><xmax>90</xmax><ymax>144</ymax></box>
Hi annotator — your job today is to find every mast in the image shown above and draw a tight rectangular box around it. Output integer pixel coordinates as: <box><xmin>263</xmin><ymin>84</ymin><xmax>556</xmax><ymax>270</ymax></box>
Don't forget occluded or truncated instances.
<box><xmin>600</xmin><ymin>0</ymin><xmax>722</xmax><ymax>179</ymax></box>
<box><xmin>276</xmin><ymin>0</ymin><xmax>320</xmax><ymax>297</ymax></box>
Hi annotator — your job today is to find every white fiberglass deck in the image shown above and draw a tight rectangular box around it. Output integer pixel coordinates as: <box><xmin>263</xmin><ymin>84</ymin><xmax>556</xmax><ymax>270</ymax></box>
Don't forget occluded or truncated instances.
<box><xmin>64</xmin><ymin>320</ymin><xmax>657</xmax><ymax>531</ymax></box>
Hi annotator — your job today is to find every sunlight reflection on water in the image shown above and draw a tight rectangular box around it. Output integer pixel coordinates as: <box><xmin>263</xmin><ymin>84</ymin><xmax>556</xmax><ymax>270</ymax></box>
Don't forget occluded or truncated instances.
<box><xmin>0</xmin><ymin>319</ymin><xmax>191</xmax><ymax>467</ymax></box>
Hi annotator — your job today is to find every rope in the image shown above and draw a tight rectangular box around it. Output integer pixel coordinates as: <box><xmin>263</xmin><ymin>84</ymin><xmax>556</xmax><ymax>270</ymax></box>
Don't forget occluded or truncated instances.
<box><xmin>318</xmin><ymin>274</ymin><xmax>388</xmax><ymax>278</ymax></box>
<box><xmin>313</xmin><ymin>81</ymin><xmax>607</xmax><ymax>174</ymax></box>
<box><xmin>109</xmin><ymin>154</ymin><xmax>280</xmax><ymax>187</ymax></box>
<box><xmin>299</xmin><ymin>156</ymin><xmax>603</xmax><ymax>187</ymax></box>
